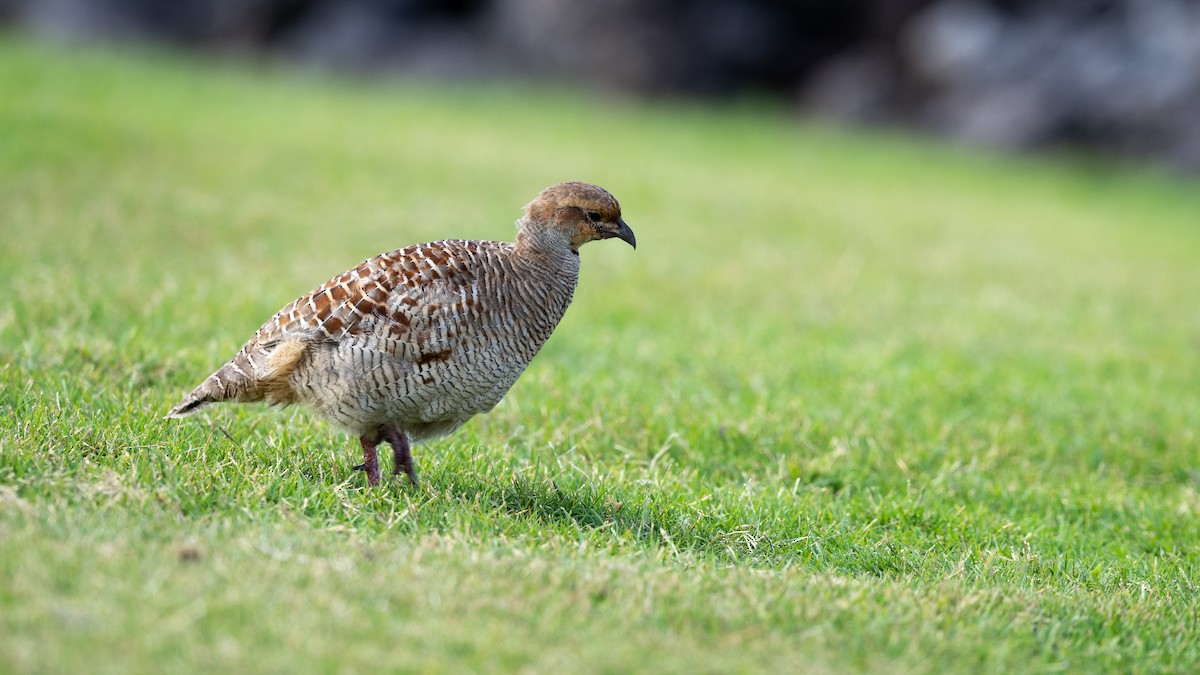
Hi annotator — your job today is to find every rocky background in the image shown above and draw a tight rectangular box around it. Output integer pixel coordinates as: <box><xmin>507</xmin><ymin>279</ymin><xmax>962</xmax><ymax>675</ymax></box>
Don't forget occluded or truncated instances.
<box><xmin>5</xmin><ymin>0</ymin><xmax>1200</xmax><ymax>170</ymax></box>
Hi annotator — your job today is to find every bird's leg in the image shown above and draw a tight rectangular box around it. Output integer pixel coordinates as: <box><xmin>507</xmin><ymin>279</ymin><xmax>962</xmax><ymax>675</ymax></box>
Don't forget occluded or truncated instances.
<box><xmin>382</xmin><ymin>426</ymin><xmax>417</xmax><ymax>486</ymax></box>
<box><xmin>354</xmin><ymin>434</ymin><xmax>382</xmax><ymax>487</ymax></box>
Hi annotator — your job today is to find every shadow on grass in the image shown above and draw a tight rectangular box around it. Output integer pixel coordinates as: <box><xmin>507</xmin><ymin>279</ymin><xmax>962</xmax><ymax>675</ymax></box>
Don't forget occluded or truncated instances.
<box><xmin>441</xmin><ymin>472</ymin><xmax>632</xmax><ymax>530</ymax></box>
<box><xmin>425</xmin><ymin>470</ymin><xmax>846</xmax><ymax>570</ymax></box>
<box><xmin>235</xmin><ymin>442</ymin><xmax>915</xmax><ymax>575</ymax></box>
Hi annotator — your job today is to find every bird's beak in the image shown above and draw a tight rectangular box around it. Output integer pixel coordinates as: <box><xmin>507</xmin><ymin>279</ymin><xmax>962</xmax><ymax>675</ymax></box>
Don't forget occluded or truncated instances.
<box><xmin>612</xmin><ymin>218</ymin><xmax>636</xmax><ymax>249</ymax></box>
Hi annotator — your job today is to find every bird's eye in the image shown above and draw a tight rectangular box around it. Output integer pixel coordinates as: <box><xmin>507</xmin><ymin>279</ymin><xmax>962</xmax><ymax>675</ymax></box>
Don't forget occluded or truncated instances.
<box><xmin>586</xmin><ymin>211</ymin><xmax>602</xmax><ymax>224</ymax></box>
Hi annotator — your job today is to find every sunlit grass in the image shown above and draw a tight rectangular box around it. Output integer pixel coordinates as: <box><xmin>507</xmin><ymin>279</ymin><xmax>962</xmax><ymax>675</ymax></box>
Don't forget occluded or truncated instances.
<box><xmin>2</xmin><ymin>36</ymin><xmax>1199</xmax><ymax>673</ymax></box>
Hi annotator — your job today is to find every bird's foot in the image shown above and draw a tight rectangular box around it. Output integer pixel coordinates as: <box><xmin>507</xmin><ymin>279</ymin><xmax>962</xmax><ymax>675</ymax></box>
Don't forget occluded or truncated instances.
<box><xmin>354</xmin><ymin>461</ymin><xmax>411</xmax><ymax>486</ymax></box>
<box><xmin>382</xmin><ymin>426</ymin><xmax>418</xmax><ymax>487</ymax></box>
<box><xmin>357</xmin><ymin>435</ymin><xmax>382</xmax><ymax>487</ymax></box>
<box><xmin>393</xmin><ymin>463</ymin><xmax>418</xmax><ymax>487</ymax></box>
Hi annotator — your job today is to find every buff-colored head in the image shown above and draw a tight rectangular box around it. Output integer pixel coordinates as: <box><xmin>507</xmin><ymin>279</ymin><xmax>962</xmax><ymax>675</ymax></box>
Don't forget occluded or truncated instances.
<box><xmin>518</xmin><ymin>182</ymin><xmax>636</xmax><ymax>253</ymax></box>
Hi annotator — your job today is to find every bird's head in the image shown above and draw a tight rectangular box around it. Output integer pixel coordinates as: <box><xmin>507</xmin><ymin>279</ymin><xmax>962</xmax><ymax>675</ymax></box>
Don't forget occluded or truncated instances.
<box><xmin>518</xmin><ymin>181</ymin><xmax>636</xmax><ymax>254</ymax></box>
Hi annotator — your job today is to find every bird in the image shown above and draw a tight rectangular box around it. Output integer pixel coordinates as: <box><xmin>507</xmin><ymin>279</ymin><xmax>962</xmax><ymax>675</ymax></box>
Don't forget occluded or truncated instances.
<box><xmin>167</xmin><ymin>182</ymin><xmax>635</xmax><ymax>487</ymax></box>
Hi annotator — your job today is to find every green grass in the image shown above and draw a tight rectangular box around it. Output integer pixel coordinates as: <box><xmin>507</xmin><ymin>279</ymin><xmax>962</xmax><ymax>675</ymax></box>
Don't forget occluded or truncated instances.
<box><xmin>2</xmin><ymin>35</ymin><xmax>1200</xmax><ymax>673</ymax></box>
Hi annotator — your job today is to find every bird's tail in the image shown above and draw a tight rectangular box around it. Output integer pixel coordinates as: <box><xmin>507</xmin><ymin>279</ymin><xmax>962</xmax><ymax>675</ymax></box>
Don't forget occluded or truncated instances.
<box><xmin>166</xmin><ymin>373</ymin><xmax>231</xmax><ymax>419</ymax></box>
<box><xmin>166</xmin><ymin>389</ymin><xmax>214</xmax><ymax>418</ymax></box>
<box><xmin>165</xmin><ymin>349</ymin><xmax>265</xmax><ymax>419</ymax></box>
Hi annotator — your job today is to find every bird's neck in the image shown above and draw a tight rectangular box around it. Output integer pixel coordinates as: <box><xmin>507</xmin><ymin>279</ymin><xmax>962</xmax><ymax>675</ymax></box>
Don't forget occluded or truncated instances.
<box><xmin>514</xmin><ymin>224</ymin><xmax>581</xmax><ymax>277</ymax></box>
<box><xmin>507</xmin><ymin>231</ymin><xmax>580</xmax><ymax>342</ymax></box>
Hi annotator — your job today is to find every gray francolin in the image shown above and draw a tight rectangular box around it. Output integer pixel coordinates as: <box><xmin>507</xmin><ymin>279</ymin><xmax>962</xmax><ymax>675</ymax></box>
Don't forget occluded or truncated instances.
<box><xmin>168</xmin><ymin>182</ymin><xmax>635</xmax><ymax>486</ymax></box>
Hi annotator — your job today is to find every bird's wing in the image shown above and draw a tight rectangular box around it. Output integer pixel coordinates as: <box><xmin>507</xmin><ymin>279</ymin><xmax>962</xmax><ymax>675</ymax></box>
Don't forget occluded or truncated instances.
<box><xmin>250</xmin><ymin>239</ymin><xmax>500</xmax><ymax>350</ymax></box>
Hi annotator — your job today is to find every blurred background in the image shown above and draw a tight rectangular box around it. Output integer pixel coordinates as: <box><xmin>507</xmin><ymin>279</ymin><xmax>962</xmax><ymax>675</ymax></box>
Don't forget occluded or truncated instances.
<box><xmin>4</xmin><ymin>0</ymin><xmax>1200</xmax><ymax>172</ymax></box>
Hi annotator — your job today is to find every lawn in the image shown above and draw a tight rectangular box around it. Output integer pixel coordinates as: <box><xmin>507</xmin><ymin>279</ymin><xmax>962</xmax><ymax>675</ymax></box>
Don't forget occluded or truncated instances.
<box><xmin>1</xmin><ymin>35</ymin><xmax>1199</xmax><ymax>673</ymax></box>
